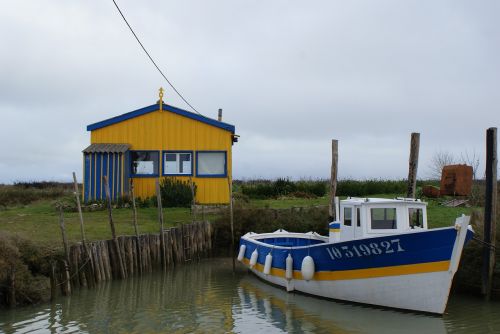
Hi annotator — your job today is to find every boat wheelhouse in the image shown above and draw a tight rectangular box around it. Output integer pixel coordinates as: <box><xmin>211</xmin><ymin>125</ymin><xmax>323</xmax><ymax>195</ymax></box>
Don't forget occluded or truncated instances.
<box><xmin>334</xmin><ymin>197</ymin><xmax>427</xmax><ymax>242</ymax></box>
<box><xmin>238</xmin><ymin>197</ymin><xmax>473</xmax><ymax>314</ymax></box>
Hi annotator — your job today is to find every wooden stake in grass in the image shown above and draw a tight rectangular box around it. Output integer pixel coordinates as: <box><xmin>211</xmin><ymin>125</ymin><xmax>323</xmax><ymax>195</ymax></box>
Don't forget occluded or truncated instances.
<box><xmin>130</xmin><ymin>179</ymin><xmax>140</xmax><ymax>237</ymax></box>
<box><xmin>228</xmin><ymin>177</ymin><xmax>235</xmax><ymax>272</ymax></box>
<box><xmin>73</xmin><ymin>172</ymin><xmax>95</xmax><ymax>285</ymax></box>
<box><xmin>103</xmin><ymin>175</ymin><xmax>126</xmax><ymax>279</ymax></box>
<box><xmin>406</xmin><ymin>133</ymin><xmax>420</xmax><ymax>199</ymax></box>
<box><xmin>329</xmin><ymin>139</ymin><xmax>338</xmax><ymax>221</ymax></box>
<box><xmin>156</xmin><ymin>179</ymin><xmax>167</xmax><ymax>270</ymax></box>
<box><xmin>72</xmin><ymin>172</ymin><xmax>87</xmax><ymax>244</ymax></box>
<box><xmin>482</xmin><ymin>127</ymin><xmax>497</xmax><ymax>299</ymax></box>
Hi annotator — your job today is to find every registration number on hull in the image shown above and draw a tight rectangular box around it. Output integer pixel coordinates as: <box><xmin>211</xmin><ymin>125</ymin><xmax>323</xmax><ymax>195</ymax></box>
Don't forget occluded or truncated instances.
<box><xmin>325</xmin><ymin>239</ymin><xmax>405</xmax><ymax>260</ymax></box>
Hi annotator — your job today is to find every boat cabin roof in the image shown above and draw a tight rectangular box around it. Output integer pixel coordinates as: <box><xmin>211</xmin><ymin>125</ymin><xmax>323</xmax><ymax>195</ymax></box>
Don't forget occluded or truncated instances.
<box><xmin>341</xmin><ymin>197</ymin><xmax>427</xmax><ymax>206</ymax></box>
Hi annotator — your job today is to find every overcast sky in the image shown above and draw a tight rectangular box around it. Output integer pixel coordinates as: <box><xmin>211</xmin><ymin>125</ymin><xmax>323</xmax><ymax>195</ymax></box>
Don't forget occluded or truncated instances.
<box><xmin>0</xmin><ymin>1</ymin><xmax>498</xmax><ymax>183</ymax></box>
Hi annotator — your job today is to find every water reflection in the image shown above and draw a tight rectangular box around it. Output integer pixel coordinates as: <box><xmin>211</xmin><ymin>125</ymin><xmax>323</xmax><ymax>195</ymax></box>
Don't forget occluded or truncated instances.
<box><xmin>0</xmin><ymin>259</ymin><xmax>499</xmax><ymax>333</ymax></box>
<box><xmin>235</xmin><ymin>275</ymin><xmax>446</xmax><ymax>334</ymax></box>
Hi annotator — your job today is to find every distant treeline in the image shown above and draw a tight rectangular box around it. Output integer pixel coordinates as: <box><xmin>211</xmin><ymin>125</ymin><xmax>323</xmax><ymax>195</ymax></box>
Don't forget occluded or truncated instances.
<box><xmin>237</xmin><ymin>178</ymin><xmax>441</xmax><ymax>199</ymax></box>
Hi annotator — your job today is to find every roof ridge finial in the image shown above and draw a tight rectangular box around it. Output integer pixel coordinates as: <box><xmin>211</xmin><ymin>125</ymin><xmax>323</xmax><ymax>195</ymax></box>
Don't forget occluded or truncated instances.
<box><xmin>158</xmin><ymin>87</ymin><xmax>164</xmax><ymax>111</ymax></box>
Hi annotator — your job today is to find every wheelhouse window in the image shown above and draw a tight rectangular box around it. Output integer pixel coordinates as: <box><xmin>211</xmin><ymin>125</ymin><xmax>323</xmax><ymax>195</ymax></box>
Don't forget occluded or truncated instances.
<box><xmin>343</xmin><ymin>207</ymin><xmax>352</xmax><ymax>226</ymax></box>
<box><xmin>163</xmin><ymin>152</ymin><xmax>192</xmax><ymax>175</ymax></box>
<box><xmin>409</xmin><ymin>208</ymin><xmax>424</xmax><ymax>228</ymax></box>
<box><xmin>370</xmin><ymin>208</ymin><xmax>397</xmax><ymax>230</ymax></box>
<box><xmin>356</xmin><ymin>207</ymin><xmax>361</xmax><ymax>227</ymax></box>
<box><xmin>131</xmin><ymin>151</ymin><xmax>159</xmax><ymax>176</ymax></box>
<box><xmin>197</xmin><ymin>151</ymin><xmax>226</xmax><ymax>177</ymax></box>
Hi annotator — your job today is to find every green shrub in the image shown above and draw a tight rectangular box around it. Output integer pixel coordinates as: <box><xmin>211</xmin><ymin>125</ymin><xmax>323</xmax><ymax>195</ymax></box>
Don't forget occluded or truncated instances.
<box><xmin>159</xmin><ymin>178</ymin><xmax>196</xmax><ymax>208</ymax></box>
<box><xmin>240</xmin><ymin>179</ymin><xmax>327</xmax><ymax>199</ymax></box>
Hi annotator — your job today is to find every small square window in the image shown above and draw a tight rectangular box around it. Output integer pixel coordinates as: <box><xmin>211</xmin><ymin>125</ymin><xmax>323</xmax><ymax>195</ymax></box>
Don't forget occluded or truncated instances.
<box><xmin>163</xmin><ymin>152</ymin><xmax>192</xmax><ymax>175</ymax></box>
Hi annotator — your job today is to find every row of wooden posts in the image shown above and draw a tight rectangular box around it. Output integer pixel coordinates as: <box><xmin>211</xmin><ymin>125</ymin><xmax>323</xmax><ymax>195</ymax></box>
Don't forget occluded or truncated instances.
<box><xmin>328</xmin><ymin>128</ymin><xmax>497</xmax><ymax>299</ymax></box>
<box><xmin>53</xmin><ymin>175</ymin><xmax>222</xmax><ymax>299</ymax></box>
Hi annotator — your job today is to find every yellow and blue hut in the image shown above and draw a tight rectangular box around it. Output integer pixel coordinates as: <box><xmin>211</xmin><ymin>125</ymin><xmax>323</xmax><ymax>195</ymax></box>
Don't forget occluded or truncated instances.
<box><xmin>82</xmin><ymin>89</ymin><xmax>237</xmax><ymax>204</ymax></box>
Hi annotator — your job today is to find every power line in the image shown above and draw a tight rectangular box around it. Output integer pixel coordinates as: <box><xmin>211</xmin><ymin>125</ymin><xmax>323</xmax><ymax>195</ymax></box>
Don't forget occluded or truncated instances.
<box><xmin>111</xmin><ymin>0</ymin><xmax>201</xmax><ymax>115</ymax></box>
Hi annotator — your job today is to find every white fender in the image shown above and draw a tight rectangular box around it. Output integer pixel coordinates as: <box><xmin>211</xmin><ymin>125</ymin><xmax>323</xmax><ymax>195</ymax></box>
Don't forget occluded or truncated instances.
<box><xmin>237</xmin><ymin>244</ymin><xmax>246</xmax><ymax>262</ymax></box>
<box><xmin>285</xmin><ymin>253</ymin><xmax>293</xmax><ymax>280</ymax></box>
<box><xmin>250</xmin><ymin>249</ymin><xmax>258</xmax><ymax>268</ymax></box>
<box><xmin>301</xmin><ymin>256</ymin><xmax>315</xmax><ymax>281</ymax></box>
<box><xmin>264</xmin><ymin>253</ymin><xmax>273</xmax><ymax>275</ymax></box>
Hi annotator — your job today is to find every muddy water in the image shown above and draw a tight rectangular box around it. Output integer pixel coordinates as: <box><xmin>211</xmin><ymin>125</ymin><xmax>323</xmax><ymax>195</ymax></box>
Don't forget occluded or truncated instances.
<box><xmin>1</xmin><ymin>258</ymin><xmax>499</xmax><ymax>333</ymax></box>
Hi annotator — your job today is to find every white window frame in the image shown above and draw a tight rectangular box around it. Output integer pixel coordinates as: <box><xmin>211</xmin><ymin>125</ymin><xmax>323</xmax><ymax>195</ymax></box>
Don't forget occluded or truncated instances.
<box><xmin>162</xmin><ymin>151</ymin><xmax>193</xmax><ymax>176</ymax></box>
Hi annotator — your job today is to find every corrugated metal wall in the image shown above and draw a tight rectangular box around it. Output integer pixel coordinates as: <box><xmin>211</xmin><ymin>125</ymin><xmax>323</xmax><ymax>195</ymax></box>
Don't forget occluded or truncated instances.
<box><xmin>87</xmin><ymin>109</ymin><xmax>232</xmax><ymax>204</ymax></box>
<box><xmin>83</xmin><ymin>152</ymin><xmax>124</xmax><ymax>202</ymax></box>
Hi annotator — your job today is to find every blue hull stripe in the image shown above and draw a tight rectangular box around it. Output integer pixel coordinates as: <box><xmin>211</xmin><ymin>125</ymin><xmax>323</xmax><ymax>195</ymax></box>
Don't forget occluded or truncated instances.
<box><xmin>240</xmin><ymin>228</ymin><xmax>473</xmax><ymax>273</ymax></box>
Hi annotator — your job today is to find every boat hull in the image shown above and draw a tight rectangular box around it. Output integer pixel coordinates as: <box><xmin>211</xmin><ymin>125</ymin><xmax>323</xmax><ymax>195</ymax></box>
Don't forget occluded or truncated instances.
<box><xmin>239</xmin><ymin>217</ymin><xmax>472</xmax><ymax>314</ymax></box>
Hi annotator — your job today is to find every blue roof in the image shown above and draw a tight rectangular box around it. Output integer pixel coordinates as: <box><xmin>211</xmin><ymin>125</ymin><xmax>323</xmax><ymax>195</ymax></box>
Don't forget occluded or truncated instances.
<box><xmin>86</xmin><ymin>103</ymin><xmax>235</xmax><ymax>133</ymax></box>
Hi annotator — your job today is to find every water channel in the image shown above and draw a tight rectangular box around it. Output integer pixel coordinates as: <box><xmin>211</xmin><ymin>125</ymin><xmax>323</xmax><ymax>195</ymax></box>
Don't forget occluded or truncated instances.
<box><xmin>1</xmin><ymin>258</ymin><xmax>498</xmax><ymax>333</ymax></box>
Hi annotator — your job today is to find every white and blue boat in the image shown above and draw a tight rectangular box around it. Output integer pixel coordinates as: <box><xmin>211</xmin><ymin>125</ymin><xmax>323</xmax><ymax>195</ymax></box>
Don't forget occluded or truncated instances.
<box><xmin>238</xmin><ymin>197</ymin><xmax>474</xmax><ymax>314</ymax></box>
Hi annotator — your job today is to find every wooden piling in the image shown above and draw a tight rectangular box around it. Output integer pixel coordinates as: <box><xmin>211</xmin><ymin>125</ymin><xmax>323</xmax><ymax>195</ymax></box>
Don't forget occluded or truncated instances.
<box><xmin>329</xmin><ymin>139</ymin><xmax>338</xmax><ymax>221</ymax></box>
<box><xmin>73</xmin><ymin>172</ymin><xmax>96</xmax><ymax>286</ymax></box>
<box><xmin>49</xmin><ymin>261</ymin><xmax>57</xmax><ymax>301</ymax></box>
<box><xmin>407</xmin><ymin>132</ymin><xmax>420</xmax><ymax>199</ymax></box>
<box><xmin>482</xmin><ymin>127</ymin><xmax>497</xmax><ymax>299</ymax></box>
<box><xmin>228</xmin><ymin>177</ymin><xmax>235</xmax><ymax>272</ymax></box>
<box><xmin>72</xmin><ymin>172</ymin><xmax>87</xmax><ymax>244</ymax></box>
<box><xmin>103</xmin><ymin>175</ymin><xmax>126</xmax><ymax>279</ymax></box>
<box><xmin>8</xmin><ymin>266</ymin><xmax>15</xmax><ymax>308</ymax></box>
<box><xmin>61</xmin><ymin>260</ymin><xmax>71</xmax><ymax>296</ymax></box>
<box><xmin>190</xmin><ymin>178</ymin><xmax>196</xmax><ymax>222</ymax></box>
<box><xmin>130</xmin><ymin>179</ymin><xmax>142</xmax><ymax>275</ymax></box>
<box><xmin>156</xmin><ymin>179</ymin><xmax>167</xmax><ymax>270</ymax></box>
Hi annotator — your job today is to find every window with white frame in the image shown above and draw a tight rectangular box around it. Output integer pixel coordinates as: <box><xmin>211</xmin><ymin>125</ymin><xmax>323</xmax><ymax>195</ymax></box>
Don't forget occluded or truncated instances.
<box><xmin>370</xmin><ymin>207</ymin><xmax>397</xmax><ymax>230</ymax></box>
<box><xmin>163</xmin><ymin>152</ymin><xmax>192</xmax><ymax>175</ymax></box>
<box><xmin>197</xmin><ymin>151</ymin><xmax>226</xmax><ymax>176</ymax></box>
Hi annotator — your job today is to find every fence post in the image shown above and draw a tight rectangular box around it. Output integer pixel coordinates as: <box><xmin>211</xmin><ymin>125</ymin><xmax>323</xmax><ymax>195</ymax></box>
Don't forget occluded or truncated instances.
<box><xmin>228</xmin><ymin>177</ymin><xmax>235</xmax><ymax>272</ymax></box>
<box><xmin>482</xmin><ymin>127</ymin><xmax>497</xmax><ymax>299</ymax></box>
<box><xmin>407</xmin><ymin>133</ymin><xmax>420</xmax><ymax>198</ymax></box>
<box><xmin>103</xmin><ymin>175</ymin><xmax>126</xmax><ymax>279</ymax></box>
<box><xmin>329</xmin><ymin>139</ymin><xmax>338</xmax><ymax>221</ymax></box>
<box><xmin>130</xmin><ymin>179</ymin><xmax>142</xmax><ymax>275</ymax></box>
<box><xmin>73</xmin><ymin>172</ymin><xmax>95</xmax><ymax>285</ymax></box>
<box><xmin>156</xmin><ymin>179</ymin><xmax>167</xmax><ymax>270</ymax></box>
<box><xmin>190</xmin><ymin>177</ymin><xmax>196</xmax><ymax>222</ymax></box>
<box><xmin>72</xmin><ymin>172</ymin><xmax>87</xmax><ymax>244</ymax></box>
